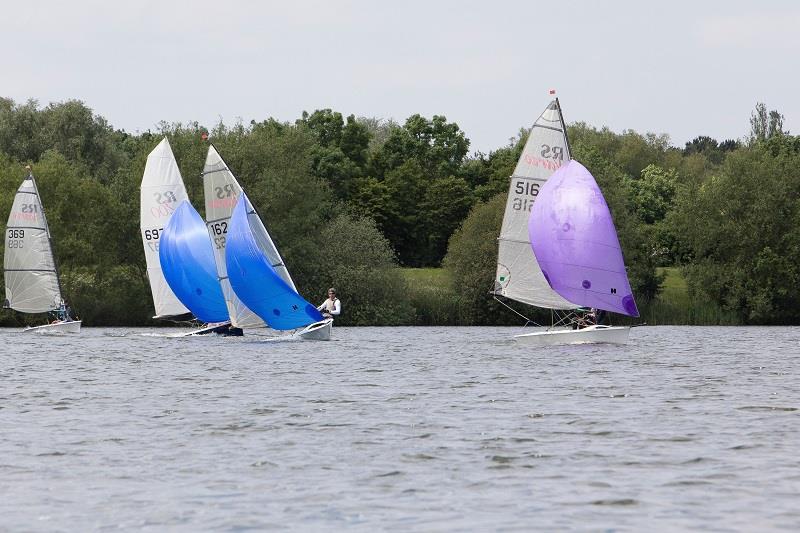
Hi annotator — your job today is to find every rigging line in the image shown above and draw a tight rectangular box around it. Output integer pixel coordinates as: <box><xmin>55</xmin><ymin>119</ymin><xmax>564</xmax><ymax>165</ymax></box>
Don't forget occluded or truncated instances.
<box><xmin>555</xmin><ymin>97</ymin><xmax>572</xmax><ymax>158</ymax></box>
<box><xmin>492</xmin><ymin>295</ymin><xmax>543</xmax><ymax>327</ymax></box>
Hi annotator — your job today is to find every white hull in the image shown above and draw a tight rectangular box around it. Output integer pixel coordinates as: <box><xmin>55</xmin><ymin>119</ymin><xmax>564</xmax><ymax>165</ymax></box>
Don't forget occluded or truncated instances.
<box><xmin>24</xmin><ymin>320</ymin><xmax>82</xmax><ymax>334</ymax></box>
<box><xmin>297</xmin><ymin>319</ymin><xmax>333</xmax><ymax>341</ymax></box>
<box><xmin>169</xmin><ymin>322</ymin><xmax>241</xmax><ymax>337</ymax></box>
<box><xmin>515</xmin><ymin>324</ymin><xmax>630</xmax><ymax>346</ymax></box>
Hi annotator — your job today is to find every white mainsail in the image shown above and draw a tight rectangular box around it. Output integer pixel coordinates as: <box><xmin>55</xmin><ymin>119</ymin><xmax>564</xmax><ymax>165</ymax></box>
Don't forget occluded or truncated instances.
<box><xmin>494</xmin><ymin>98</ymin><xmax>577</xmax><ymax>309</ymax></box>
<box><xmin>203</xmin><ymin>145</ymin><xmax>295</xmax><ymax>329</ymax></box>
<box><xmin>140</xmin><ymin>137</ymin><xmax>190</xmax><ymax>318</ymax></box>
<box><xmin>4</xmin><ymin>173</ymin><xmax>62</xmax><ymax>313</ymax></box>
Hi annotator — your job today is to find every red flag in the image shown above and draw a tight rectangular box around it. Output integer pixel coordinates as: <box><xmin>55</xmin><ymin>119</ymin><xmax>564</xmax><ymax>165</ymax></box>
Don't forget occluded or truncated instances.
<box><xmin>549</xmin><ymin>89</ymin><xmax>556</xmax><ymax>95</ymax></box>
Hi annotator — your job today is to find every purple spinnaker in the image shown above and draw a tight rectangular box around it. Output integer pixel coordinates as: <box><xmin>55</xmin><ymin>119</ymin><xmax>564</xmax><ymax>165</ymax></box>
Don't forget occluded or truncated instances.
<box><xmin>528</xmin><ymin>160</ymin><xmax>639</xmax><ymax>317</ymax></box>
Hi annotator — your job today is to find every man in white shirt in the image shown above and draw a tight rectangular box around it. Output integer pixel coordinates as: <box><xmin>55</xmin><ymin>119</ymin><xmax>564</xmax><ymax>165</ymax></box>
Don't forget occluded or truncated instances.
<box><xmin>317</xmin><ymin>288</ymin><xmax>341</xmax><ymax>319</ymax></box>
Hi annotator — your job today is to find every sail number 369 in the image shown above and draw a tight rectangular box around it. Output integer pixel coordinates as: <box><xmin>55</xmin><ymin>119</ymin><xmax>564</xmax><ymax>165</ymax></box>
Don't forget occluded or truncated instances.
<box><xmin>7</xmin><ymin>228</ymin><xmax>25</xmax><ymax>248</ymax></box>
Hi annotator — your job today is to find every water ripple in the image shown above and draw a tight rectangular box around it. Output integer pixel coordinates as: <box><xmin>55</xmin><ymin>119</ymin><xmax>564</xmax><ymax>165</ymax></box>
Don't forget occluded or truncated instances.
<box><xmin>0</xmin><ymin>325</ymin><xmax>798</xmax><ymax>530</ymax></box>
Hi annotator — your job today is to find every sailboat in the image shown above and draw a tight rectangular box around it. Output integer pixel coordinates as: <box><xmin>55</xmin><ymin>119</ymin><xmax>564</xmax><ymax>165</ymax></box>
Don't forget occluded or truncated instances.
<box><xmin>516</xmin><ymin>159</ymin><xmax>639</xmax><ymax>345</ymax></box>
<box><xmin>226</xmin><ymin>193</ymin><xmax>330</xmax><ymax>339</ymax></box>
<box><xmin>201</xmin><ymin>145</ymin><xmax>331</xmax><ymax>340</ymax></box>
<box><xmin>493</xmin><ymin>97</ymin><xmax>637</xmax><ymax>345</ymax></box>
<box><xmin>141</xmin><ymin>138</ymin><xmax>235</xmax><ymax>336</ymax></box>
<box><xmin>3</xmin><ymin>167</ymin><xmax>81</xmax><ymax>333</ymax></box>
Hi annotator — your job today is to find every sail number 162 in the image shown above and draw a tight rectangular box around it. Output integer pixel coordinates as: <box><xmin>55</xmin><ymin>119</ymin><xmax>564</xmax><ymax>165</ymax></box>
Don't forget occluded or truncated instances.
<box><xmin>210</xmin><ymin>221</ymin><xmax>228</xmax><ymax>249</ymax></box>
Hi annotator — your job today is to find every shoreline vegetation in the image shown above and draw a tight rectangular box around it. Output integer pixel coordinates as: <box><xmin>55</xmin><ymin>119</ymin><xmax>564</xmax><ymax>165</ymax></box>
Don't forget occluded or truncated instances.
<box><xmin>1</xmin><ymin>98</ymin><xmax>798</xmax><ymax>327</ymax></box>
<box><xmin>401</xmin><ymin>267</ymin><xmax>741</xmax><ymax>327</ymax></box>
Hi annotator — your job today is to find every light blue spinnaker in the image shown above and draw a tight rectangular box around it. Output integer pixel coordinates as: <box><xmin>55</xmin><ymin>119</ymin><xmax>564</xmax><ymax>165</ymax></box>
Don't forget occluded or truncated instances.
<box><xmin>225</xmin><ymin>194</ymin><xmax>323</xmax><ymax>330</ymax></box>
<box><xmin>159</xmin><ymin>200</ymin><xmax>229</xmax><ymax>323</ymax></box>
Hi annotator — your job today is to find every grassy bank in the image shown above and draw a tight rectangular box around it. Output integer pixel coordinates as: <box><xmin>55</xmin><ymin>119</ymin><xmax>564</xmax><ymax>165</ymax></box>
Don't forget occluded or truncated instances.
<box><xmin>639</xmin><ymin>267</ymin><xmax>740</xmax><ymax>325</ymax></box>
<box><xmin>401</xmin><ymin>267</ymin><xmax>740</xmax><ymax>326</ymax></box>
<box><xmin>399</xmin><ymin>268</ymin><xmax>461</xmax><ymax>325</ymax></box>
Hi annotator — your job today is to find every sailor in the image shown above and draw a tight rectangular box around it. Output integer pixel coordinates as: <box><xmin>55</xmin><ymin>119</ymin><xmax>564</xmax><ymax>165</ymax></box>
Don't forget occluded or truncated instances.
<box><xmin>317</xmin><ymin>288</ymin><xmax>341</xmax><ymax>319</ymax></box>
<box><xmin>57</xmin><ymin>299</ymin><xmax>69</xmax><ymax>322</ymax></box>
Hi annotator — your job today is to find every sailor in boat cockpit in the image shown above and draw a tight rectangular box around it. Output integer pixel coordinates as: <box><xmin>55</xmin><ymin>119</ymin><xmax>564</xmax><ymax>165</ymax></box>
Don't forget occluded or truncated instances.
<box><xmin>317</xmin><ymin>288</ymin><xmax>341</xmax><ymax>319</ymax></box>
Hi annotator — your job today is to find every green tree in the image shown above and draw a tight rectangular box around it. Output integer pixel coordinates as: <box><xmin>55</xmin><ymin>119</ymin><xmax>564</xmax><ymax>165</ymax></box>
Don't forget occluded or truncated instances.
<box><xmin>625</xmin><ymin>164</ymin><xmax>677</xmax><ymax>224</ymax></box>
<box><xmin>750</xmin><ymin>102</ymin><xmax>786</xmax><ymax>143</ymax></box>
<box><xmin>421</xmin><ymin>176</ymin><xmax>473</xmax><ymax>265</ymax></box>
<box><xmin>370</xmin><ymin>114</ymin><xmax>469</xmax><ymax>180</ymax></box>
<box><xmin>673</xmin><ymin>136</ymin><xmax>800</xmax><ymax>323</ymax></box>
<box><xmin>443</xmin><ymin>194</ymin><xmax>509</xmax><ymax>325</ymax></box>
<box><xmin>310</xmin><ymin>212</ymin><xmax>414</xmax><ymax>325</ymax></box>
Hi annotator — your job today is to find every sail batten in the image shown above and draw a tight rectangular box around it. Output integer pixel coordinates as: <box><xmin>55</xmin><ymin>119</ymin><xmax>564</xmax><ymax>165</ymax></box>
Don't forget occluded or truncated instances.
<box><xmin>4</xmin><ymin>173</ymin><xmax>63</xmax><ymax>314</ymax></box>
<box><xmin>494</xmin><ymin>98</ymin><xmax>578</xmax><ymax>310</ymax></box>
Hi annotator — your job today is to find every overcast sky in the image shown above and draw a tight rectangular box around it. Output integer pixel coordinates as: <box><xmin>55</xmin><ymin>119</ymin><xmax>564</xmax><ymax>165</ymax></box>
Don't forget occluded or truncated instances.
<box><xmin>3</xmin><ymin>1</ymin><xmax>798</xmax><ymax>153</ymax></box>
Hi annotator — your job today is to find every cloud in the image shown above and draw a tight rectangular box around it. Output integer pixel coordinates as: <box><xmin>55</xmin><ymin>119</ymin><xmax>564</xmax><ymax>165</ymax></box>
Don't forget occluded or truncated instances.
<box><xmin>699</xmin><ymin>11</ymin><xmax>800</xmax><ymax>50</ymax></box>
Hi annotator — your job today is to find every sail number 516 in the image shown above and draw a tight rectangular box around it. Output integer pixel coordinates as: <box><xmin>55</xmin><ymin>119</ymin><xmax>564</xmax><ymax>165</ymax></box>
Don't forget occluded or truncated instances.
<box><xmin>512</xmin><ymin>180</ymin><xmax>539</xmax><ymax>211</ymax></box>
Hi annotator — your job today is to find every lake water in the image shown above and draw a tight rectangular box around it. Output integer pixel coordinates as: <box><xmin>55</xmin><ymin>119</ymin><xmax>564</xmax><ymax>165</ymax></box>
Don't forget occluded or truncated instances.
<box><xmin>1</xmin><ymin>326</ymin><xmax>798</xmax><ymax>531</ymax></box>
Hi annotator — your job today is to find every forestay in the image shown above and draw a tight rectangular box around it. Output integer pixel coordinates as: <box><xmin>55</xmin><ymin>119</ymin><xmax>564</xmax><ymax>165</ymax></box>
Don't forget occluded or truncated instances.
<box><xmin>3</xmin><ymin>173</ymin><xmax>62</xmax><ymax>313</ymax></box>
<box><xmin>159</xmin><ymin>200</ymin><xmax>230</xmax><ymax>323</ymax></box>
<box><xmin>494</xmin><ymin>99</ymin><xmax>577</xmax><ymax>309</ymax></box>
<box><xmin>140</xmin><ymin>138</ymin><xmax>190</xmax><ymax>318</ymax></box>
<box><xmin>528</xmin><ymin>160</ymin><xmax>639</xmax><ymax>317</ymax></box>
<box><xmin>225</xmin><ymin>194</ymin><xmax>323</xmax><ymax>330</ymax></box>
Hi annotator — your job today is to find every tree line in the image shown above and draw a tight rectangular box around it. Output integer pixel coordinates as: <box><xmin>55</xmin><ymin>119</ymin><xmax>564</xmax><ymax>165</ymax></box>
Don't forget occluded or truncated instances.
<box><xmin>1</xmin><ymin>97</ymin><xmax>797</xmax><ymax>326</ymax></box>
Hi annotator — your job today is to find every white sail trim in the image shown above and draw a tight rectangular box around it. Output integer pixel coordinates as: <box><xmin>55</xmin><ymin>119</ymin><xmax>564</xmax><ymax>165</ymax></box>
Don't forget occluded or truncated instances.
<box><xmin>494</xmin><ymin>100</ymin><xmax>577</xmax><ymax>310</ymax></box>
<box><xmin>140</xmin><ymin>137</ymin><xmax>190</xmax><ymax>318</ymax></box>
<box><xmin>4</xmin><ymin>176</ymin><xmax>62</xmax><ymax>313</ymax></box>
<box><xmin>203</xmin><ymin>145</ymin><xmax>267</xmax><ymax>329</ymax></box>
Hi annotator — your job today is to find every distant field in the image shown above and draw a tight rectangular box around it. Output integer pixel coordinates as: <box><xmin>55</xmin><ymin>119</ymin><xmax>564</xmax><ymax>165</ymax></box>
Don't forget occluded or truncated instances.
<box><xmin>398</xmin><ymin>268</ymin><xmax>459</xmax><ymax>325</ymax></box>
<box><xmin>399</xmin><ymin>267</ymin><xmax>452</xmax><ymax>289</ymax></box>
<box><xmin>658</xmin><ymin>267</ymin><xmax>688</xmax><ymax>304</ymax></box>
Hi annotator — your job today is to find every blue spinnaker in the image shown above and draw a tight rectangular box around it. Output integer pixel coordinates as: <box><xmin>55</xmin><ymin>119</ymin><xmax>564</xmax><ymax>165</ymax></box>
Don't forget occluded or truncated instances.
<box><xmin>225</xmin><ymin>194</ymin><xmax>323</xmax><ymax>330</ymax></box>
<box><xmin>159</xmin><ymin>200</ymin><xmax>229</xmax><ymax>323</ymax></box>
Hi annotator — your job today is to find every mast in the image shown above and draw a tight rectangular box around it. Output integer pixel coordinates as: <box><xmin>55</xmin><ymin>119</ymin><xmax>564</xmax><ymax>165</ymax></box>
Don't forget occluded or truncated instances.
<box><xmin>27</xmin><ymin>167</ymin><xmax>64</xmax><ymax>306</ymax></box>
<box><xmin>554</xmin><ymin>96</ymin><xmax>572</xmax><ymax>160</ymax></box>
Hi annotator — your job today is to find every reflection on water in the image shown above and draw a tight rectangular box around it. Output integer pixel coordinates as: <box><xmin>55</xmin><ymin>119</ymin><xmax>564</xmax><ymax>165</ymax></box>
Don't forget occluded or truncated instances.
<box><xmin>1</xmin><ymin>326</ymin><xmax>798</xmax><ymax>530</ymax></box>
